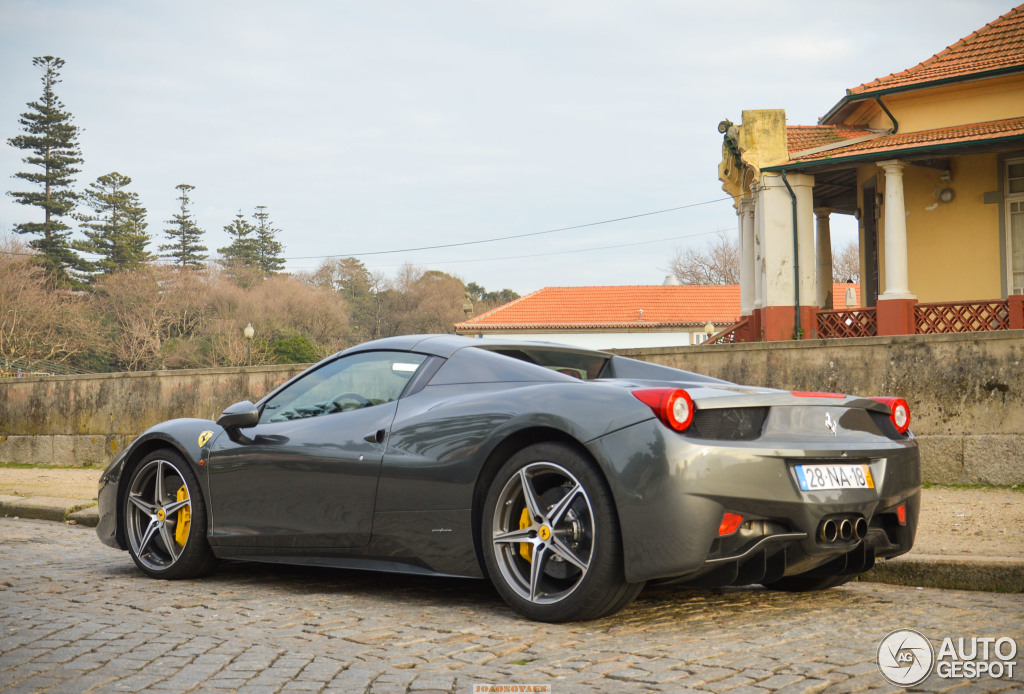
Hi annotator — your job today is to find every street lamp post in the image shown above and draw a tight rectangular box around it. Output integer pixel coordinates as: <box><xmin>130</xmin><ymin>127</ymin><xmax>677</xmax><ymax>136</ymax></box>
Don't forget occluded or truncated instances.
<box><xmin>244</xmin><ymin>323</ymin><xmax>254</xmax><ymax>366</ymax></box>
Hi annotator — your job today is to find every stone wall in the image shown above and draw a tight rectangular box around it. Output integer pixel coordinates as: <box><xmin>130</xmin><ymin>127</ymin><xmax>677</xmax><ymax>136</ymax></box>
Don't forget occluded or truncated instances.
<box><xmin>1</xmin><ymin>331</ymin><xmax>1022</xmax><ymax>484</ymax></box>
<box><xmin>0</xmin><ymin>365</ymin><xmax>306</xmax><ymax>467</ymax></box>
<box><xmin>615</xmin><ymin>330</ymin><xmax>1024</xmax><ymax>485</ymax></box>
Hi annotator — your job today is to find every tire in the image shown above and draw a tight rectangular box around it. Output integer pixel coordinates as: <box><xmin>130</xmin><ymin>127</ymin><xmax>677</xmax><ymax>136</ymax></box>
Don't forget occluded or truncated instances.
<box><xmin>481</xmin><ymin>442</ymin><xmax>644</xmax><ymax>622</ymax></box>
<box><xmin>124</xmin><ymin>449</ymin><xmax>217</xmax><ymax>579</ymax></box>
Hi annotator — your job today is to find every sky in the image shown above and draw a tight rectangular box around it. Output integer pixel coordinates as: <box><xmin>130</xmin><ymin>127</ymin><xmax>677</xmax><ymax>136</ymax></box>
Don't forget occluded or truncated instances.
<box><xmin>0</xmin><ymin>0</ymin><xmax>1015</xmax><ymax>295</ymax></box>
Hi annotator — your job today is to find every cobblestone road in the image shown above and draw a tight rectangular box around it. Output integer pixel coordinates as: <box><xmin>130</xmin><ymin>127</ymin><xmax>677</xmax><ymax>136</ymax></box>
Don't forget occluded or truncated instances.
<box><xmin>1</xmin><ymin>519</ymin><xmax>1021</xmax><ymax>693</ymax></box>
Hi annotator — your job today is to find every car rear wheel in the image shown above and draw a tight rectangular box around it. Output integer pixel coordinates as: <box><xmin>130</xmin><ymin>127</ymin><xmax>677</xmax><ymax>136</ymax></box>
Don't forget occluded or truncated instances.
<box><xmin>124</xmin><ymin>449</ymin><xmax>217</xmax><ymax>579</ymax></box>
<box><xmin>482</xmin><ymin>443</ymin><xmax>643</xmax><ymax>622</ymax></box>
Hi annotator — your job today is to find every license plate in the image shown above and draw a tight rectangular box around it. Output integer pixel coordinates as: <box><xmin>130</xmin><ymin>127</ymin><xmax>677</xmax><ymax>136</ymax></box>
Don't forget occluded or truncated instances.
<box><xmin>795</xmin><ymin>464</ymin><xmax>874</xmax><ymax>491</ymax></box>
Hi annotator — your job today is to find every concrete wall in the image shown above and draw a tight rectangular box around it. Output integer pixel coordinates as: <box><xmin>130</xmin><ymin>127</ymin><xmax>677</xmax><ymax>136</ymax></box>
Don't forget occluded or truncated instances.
<box><xmin>0</xmin><ymin>364</ymin><xmax>307</xmax><ymax>467</ymax></box>
<box><xmin>615</xmin><ymin>331</ymin><xmax>1024</xmax><ymax>485</ymax></box>
<box><xmin>2</xmin><ymin>332</ymin><xmax>1022</xmax><ymax>484</ymax></box>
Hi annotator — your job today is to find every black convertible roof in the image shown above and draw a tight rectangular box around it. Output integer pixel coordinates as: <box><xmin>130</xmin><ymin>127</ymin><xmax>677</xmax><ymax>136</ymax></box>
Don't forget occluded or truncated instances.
<box><xmin>345</xmin><ymin>334</ymin><xmax>609</xmax><ymax>360</ymax></box>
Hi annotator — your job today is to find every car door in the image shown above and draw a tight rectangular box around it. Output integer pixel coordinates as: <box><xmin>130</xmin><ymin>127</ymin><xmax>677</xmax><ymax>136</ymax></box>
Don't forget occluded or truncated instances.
<box><xmin>206</xmin><ymin>350</ymin><xmax>428</xmax><ymax>549</ymax></box>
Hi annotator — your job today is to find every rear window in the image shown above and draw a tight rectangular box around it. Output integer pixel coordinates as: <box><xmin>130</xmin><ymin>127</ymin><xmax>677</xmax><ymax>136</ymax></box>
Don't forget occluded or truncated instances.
<box><xmin>478</xmin><ymin>347</ymin><xmax>609</xmax><ymax>381</ymax></box>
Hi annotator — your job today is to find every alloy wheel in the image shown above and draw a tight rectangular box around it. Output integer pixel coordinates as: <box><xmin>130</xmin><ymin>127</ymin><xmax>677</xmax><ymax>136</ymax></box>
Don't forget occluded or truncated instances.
<box><xmin>125</xmin><ymin>458</ymin><xmax>192</xmax><ymax>572</ymax></box>
<box><xmin>490</xmin><ymin>461</ymin><xmax>595</xmax><ymax>605</ymax></box>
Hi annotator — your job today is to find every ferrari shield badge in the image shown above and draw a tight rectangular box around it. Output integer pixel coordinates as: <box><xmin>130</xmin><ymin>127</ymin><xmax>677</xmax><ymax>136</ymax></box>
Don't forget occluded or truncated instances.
<box><xmin>198</xmin><ymin>430</ymin><xmax>214</xmax><ymax>447</ymax></box>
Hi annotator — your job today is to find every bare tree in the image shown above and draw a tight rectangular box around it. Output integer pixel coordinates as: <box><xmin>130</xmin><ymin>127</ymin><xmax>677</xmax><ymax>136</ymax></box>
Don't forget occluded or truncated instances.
<box><xmin>93</xmin><ymin>267</ymin><xmax>194</xmax><ymax>371</ymax></box>
<box><xmin>668</xmin><ymin>230</ymin><xmax>739</xmax><ymax>285</ymax></box>
<box><xmin>832</xmin><ymin>241</ymin><xmax>861</xmax><ymax>284</ymax></box>
<box><xmin>366</xmin><ymin>264</ymin><xmax>468</xmax><ymax>337</ymax></box>
<box><xmin>0</xmin><ymin>236</ymin><xmax>97</xmax><ymax>364</ymax></box>
<box><xmin>175</xmin><ymin>269</ymin><xmax>350</xmax><ymax>367</ymax></box>
<box><xmin>1</xmin><ymin>239</ymin><xmax>518</xmax><ymax>373</ymax></box>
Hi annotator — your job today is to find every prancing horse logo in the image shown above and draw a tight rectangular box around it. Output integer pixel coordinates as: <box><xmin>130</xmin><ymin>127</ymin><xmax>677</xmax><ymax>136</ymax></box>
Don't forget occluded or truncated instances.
<box><xmin>824</xmin><ymin>412</ymin><xmax>837</xmax><ymax>436</ymax></box>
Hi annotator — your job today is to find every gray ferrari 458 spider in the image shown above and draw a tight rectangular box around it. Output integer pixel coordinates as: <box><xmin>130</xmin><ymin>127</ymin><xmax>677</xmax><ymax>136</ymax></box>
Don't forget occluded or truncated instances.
<box><xmin>97</xmin><ymin>334</ymin><xmax>920</xmax><ymax>622</ymax></box>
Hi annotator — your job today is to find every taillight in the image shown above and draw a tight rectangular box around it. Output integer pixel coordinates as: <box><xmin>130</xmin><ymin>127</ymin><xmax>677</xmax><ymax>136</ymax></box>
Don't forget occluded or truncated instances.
<box><xmin>632</xmin><ymin>388</ymin><xmax>694</xmax><ymax>431</ymax></box>
<box><xmin>897</xmin><ymin>503</ymin><xmax>907</xmax><ymax>525</ymax></box>
<box><xmin>869</xmin><ymin>396</ymin><xmax>911</xmax><ymax>433</ymax></box>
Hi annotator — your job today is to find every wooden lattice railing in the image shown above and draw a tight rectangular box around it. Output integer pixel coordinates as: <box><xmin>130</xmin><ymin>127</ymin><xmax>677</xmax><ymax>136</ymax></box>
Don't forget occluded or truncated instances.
<box><xmin>707</xmin><ymin>318</ymin><xmax>749</xmax><ymax>344</ymax></box>
<box><xmin>704</xmin><ymin>296</ymin><xmax>1021</xmax><ymax>343</ymax></box>
<box><xmin>915</xmin><ymin>300</ymin><xmax>1009</xmax><ymax>333</ymax></box>
<box><xmin>816</xmin><ymin>307</ymin><xmax>877</xmax><ymax>338</ymax></box>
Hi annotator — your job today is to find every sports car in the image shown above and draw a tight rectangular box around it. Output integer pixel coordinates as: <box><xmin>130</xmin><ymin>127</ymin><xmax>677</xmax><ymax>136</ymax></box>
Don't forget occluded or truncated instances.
<box><xmin>97</xmin><ymin>334</ymin><xmax>920</xmax><ymax>622</ymax></box>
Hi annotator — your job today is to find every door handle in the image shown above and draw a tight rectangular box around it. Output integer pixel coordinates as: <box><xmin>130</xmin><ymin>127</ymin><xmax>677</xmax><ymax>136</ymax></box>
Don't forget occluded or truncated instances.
<box><xmin>364</xmin><ymin>429</ymin><xmax>386</xmax><ymax>444</ymax></box>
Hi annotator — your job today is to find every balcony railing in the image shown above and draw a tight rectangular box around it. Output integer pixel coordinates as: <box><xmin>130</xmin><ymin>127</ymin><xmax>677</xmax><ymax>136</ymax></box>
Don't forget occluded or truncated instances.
<box><xmin>915</xmin><ymin>300</ymin><xmax>1010</xmax><ymax>333</ymax></box>
<box><xmin>706</xmin><ymin>295</ymin><xmax>1023</xmax><ymax>344</ymax></box>
<box><xmin>817</xmin><ymin>308</ymin><xmax>878</xmax><ymax>339</ymax></box>
<box><xmin>708</xmin><ymin>318</ymin><xmax>749</xmax><ymax>344</ymax></box>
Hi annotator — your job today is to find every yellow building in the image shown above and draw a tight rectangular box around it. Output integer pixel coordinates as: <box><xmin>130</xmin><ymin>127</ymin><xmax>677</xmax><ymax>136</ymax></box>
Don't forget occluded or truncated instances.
<box><xmin>717</xmin><ymin>4</ymin><xmax>1024</xmax><ymax>341</ymax></box>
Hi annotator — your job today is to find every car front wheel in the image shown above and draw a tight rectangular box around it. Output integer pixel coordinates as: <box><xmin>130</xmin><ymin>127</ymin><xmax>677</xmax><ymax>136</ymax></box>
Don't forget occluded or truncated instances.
<box><xmin>124</xmin><ymin>449</ymin><xmax>217</xmax><ymax>579</ymax></box>
<box><xmin>482</xmin><ymin>443</ymin><xmax>643</xmax><ymax>622</ymax></box>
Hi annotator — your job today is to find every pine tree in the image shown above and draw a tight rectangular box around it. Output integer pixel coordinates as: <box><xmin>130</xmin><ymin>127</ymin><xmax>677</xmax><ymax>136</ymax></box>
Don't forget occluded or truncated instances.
<box><xmin>6</xmin><ymin>56</ymin><xmax>84</xmax><ymax>286</ymax></box>
<box><xmin>252</xmin><ymin>205</ymin><xmax>285</xmax><ymax>275</ymax></box>
<box><xmin>218</xmin><ymin>212</ymin><xmax>259</xmax><ymax>268</ymax></box>
<box><xmin>73</xmin><ymin>172</ymin><xmax>151</xmax><ymax>281</ymax></box>
<box><xmin>159</xmin><ymin>183</ymin><xmax>207</xmax><ymax>267</ymax></box>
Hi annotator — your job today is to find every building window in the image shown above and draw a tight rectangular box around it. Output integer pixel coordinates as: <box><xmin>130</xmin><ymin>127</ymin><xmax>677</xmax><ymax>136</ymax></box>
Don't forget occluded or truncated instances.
<box><xmin>1007</xmin><ymin>158</ymin><xmax>1024</xmax><ymax>295</ymax></box>
<box><xmin>693</xmin><ymin>332</ymin><xmax>708</xmax><ymax>345</ymax></box>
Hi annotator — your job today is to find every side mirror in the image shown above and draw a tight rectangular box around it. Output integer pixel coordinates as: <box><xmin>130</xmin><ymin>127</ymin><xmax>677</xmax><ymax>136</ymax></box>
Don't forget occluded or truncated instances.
<box><xmin>217</xmin><ymin>400</ymin><xmax>259</xmax><ymax>430</ymax></box>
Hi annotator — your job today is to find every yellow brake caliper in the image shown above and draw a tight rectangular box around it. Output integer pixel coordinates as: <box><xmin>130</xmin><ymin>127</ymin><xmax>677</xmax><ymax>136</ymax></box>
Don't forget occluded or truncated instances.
<box><xmin>174</xmin><ymin>485</ymin><xmax>190</xmax><ymax>547</ymax></box>
<box><xmin>518</xmin><ymin>508</ymin><xmax>532</xmax><ymax>562</ymax></box>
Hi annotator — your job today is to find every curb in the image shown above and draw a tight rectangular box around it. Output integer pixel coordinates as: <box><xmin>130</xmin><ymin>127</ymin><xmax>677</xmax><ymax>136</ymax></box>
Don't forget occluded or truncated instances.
<box><xmin>0</xmin><ymin>495</ymin><xmax>98</xmax><ymax>527</ymax></box>
<box><xmin>861</xmin><ymin>554</ymin><xmax>1024</xmax><ymax>593</ymax></box>
<box><xmin>1</xmin><ymin>499</ymin><xmax>1021</xmax><ymax>594</ymax></box>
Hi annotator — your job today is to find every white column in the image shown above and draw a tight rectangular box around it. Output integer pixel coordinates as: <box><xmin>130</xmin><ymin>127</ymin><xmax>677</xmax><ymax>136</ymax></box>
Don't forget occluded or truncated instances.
<box><xmin>738</xmin><ymin>197</ymin><xmax>755</xmax><ymax>315</ymax></box>
<box><xmin>759</xmin><ymin>173</ymin><xmax>816</xmax><ymax>309</ymax></box>
<box><xmin>877</xmin><ymin>160</ymin><xmax>915</xmax><ymax>299</ymax></box>
<box><xmin>752</xmin><ymin>183</ymin><xmax>765</xmax><ymax>310</ymax></box>
<box><xmin>814</xmin><ymin>207</ymin><xmax>834</xmax><ymax>309</ymax></box>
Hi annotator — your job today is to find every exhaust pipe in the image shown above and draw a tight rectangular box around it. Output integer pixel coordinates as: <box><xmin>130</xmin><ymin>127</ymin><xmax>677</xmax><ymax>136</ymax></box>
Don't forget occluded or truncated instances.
<box><xmin>819</xmin><ymin>518</ymin><xmax>838</xmax><ymax>543</ymax></box>
<box><xmin>839</xmin><ymin>518</ymin><xmax>853</xmax><ymax>541</ymax></box>
<box><xmin>854</xmin><ymin>517</ymin><xmax>868</xmax><ymax>541</ymax></box>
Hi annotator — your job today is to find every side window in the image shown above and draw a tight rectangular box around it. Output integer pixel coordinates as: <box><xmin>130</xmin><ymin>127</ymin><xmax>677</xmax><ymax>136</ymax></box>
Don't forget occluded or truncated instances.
<box><xmin>259</xmin><ymin>351</ymin><xmax>427</xmax><ymax>424</ymax></box>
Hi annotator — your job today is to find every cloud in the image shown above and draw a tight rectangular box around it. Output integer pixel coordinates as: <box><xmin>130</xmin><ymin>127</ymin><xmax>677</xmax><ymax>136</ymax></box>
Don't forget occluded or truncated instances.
<box><xmin>0</xmin><ymin>0</ymin><xmax>1012</xmax><ymax>291</ymax></box>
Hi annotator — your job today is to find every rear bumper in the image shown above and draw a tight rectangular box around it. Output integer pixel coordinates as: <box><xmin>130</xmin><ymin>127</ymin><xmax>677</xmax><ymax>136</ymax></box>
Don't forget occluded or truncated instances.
<box><xmin>588</xmin><ymin>419</ymin><xmax>920</xmax><ymax>584</ymax></box>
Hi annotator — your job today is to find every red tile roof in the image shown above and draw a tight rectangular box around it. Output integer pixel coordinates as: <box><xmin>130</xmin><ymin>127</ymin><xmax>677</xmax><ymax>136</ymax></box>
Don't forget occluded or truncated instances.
<box><xmin>784</xmin><ymin>116</ymin><xmax>1024</xmax><ymax>165</ymax></box>
<box><xmin>457</xmin><ymin>285</ymin><xmax>739</xmax><ymax>330</ymax></box>
<box><xmin>850</xmin><ymin>4</ymin><xmax>1024</xmax><ymax>95</ymax></box>
<box><xmin>832</xmin><ymin>283</ymin><xmax>861</xmax><ymax>308</ymax></box>
<box><xmin>456</xmin><ymin>284</ymin><xmax>861</xmax><ymax>331</ymax></box>
<box><xmin>787</xmin><ymin>125</ymin><xmax>876</xmax><ymax>156</ymax></box>
<box><xmin>786</xmin><ymin>126</ymin><xmax>876</xmax><ymax>157</ymax></box>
